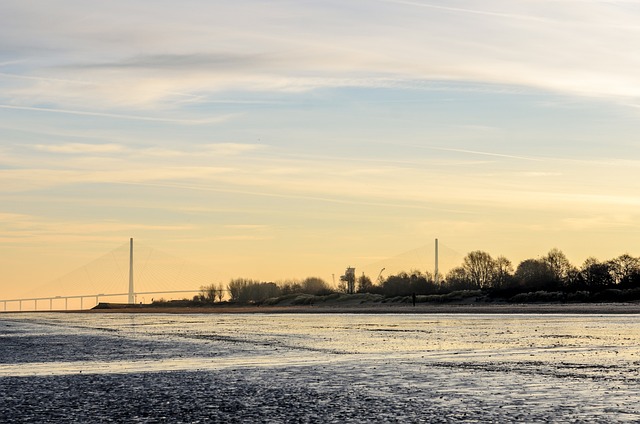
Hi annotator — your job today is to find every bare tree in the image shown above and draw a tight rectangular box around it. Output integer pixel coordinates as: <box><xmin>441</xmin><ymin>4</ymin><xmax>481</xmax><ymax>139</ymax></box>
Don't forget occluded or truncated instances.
<box><xmin>444</xmin><ymin>266</ymin><xmax>473</xmax><ymax>290</ymax></box>
<box><xmin>581</xmin><ymin>258</ymin><xmax>613</xmax><ymax>289</ymax></box>
<box><xmin>337</xmin><ymin>279</ymin><xmax>348</xmax><ymax>293</ymax></box>
<box><xmin>544</xmin><ymin>248</ymin><xmax>574</xmax><ymax>283</ymax></box>
<box><xmin>463</xmin><ymin>251</ymin><xmax>496</xmax><ymax>289</ymax></box>
<box><xmin>493</xmin><ymin>256</ymin><xmax>514</xmax><ymax>289</ymax></box>
<box><xmin>199</xmin><ymin>284</ymin><xmax>217</xmax><ymax>302</ymax></box>
<box><xmin>216</xmin><ymin>282</ymin><xmax>225</xmax><ymax>302</ymax></box>
<box><xmin>609</xmin><ymin>254</ymin><xmax>640</xmax><ymax>286</ymax></box>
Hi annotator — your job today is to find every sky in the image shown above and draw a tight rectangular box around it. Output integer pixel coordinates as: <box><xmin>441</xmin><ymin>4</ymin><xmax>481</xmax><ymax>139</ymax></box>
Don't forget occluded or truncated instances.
<box><xmin>2</xmin><ymin>0</ymin><xmax>640</xmax><ymax>298</ymax></box>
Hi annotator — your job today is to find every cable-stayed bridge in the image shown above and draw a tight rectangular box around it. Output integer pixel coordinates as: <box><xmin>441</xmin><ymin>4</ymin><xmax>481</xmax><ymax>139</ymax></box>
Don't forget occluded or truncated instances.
<box><xmin>1</xmin><ymin>239</ymin><xmax>214</xmax><ymax>312</ymax></box>
<box><xmin>1</xmin><ymin>238</ymin><xmax>464</xmax><ymax>312</ymax></box>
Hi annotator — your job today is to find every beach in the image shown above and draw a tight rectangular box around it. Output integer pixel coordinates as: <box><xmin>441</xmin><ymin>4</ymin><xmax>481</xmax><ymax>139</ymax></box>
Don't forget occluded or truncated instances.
<box><xmin>1</xmin><ymin>312</ymin><xmax>639</xmax><ymax>422</ymax></box>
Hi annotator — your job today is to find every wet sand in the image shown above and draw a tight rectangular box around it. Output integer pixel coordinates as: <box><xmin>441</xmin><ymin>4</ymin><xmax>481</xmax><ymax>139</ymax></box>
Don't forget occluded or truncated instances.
<box><xmin>2</xmin><ymin>312</ymin><xmax>639</xmax><ymax>422</ymax></box>
<box><xmin>7</xmin><ymin>362</ymin><xmax>633</xmax><ymax>423</ymax></box>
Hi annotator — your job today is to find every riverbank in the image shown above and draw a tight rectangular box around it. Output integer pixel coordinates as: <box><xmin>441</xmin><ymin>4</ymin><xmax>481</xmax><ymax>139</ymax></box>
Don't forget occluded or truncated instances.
<box><xmin>85</xmin><ymin>302</ymin><xmax>640</xmax><ymax>314</ymax></box>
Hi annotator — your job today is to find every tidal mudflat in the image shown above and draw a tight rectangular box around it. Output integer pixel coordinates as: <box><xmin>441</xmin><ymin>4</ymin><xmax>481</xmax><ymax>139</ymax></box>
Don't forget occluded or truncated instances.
<box><xmin>1</xmin><ymin>313</ymin><xmax>639</xmax><ymax>422</ymax></box>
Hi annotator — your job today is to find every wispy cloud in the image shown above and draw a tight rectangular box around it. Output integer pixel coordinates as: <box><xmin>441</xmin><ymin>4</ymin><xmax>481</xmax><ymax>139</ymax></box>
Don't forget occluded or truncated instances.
<box><xmin>0</xmin><ymin>212</ymin><xmax>37</xmax><ymax>229</ymax></box>
<box><xmin>374</xmin><ymin>0</ymin><xmax>556</xmax><ymax>24</ymax></box>
<box><xmin>0</xmin><ymin>104</ymin><xmax>236</xmax><ymax>125</ymax></box>
<box><xmin>0</xmin><ymin>72</ymin><xmax>93</xmax><ymax>85</ymax></box>
<box><xmin>136</xmin><ymin>143</ymin><xmax>264</xmax><ymax>158</ymax></box>
<box><xmin>76</xmin><ymin>53</ymin><xmax>281</xmax><ymax>71</ymax></box>
<box><xmin>211</xmin><ymin>235</ymin><xmax>272</xmax><ymax>241</ymax></box>
<box><xmin>34</xmin><ymin>143</ymin><xmax>124</xmax><ymax>154</ymax></box>
<box><xmin>223</xmin><ymin>224</ymin><xmax>269</xmax><ymax>230</ymax></box>
<box><xmin>429</xmin><ymin>147</ymin><xmax>543</xmax><ymax>162</ymax></box>
<box><xmin>562</xmin><ymin>214</ymin><xmax>639</xmax><ymax>231</ymax></box>
<box><xmin>0</xmin><ymin>212</ymin><xmax>193</xmax><ymax>245</ymax></box>
<box><xmin>518</xmin><ymin>171</ymin><xmax>563</xmax><ymax>178</ymax></box>
<box><xmin>205</xmin><ymin>143</ymin><xmax>264</xmax><ymax>155</ymax></box>
<box><xmin>49</xmin><ymin>221</ymin><xmax>196</xmax><ymax>234</ymax></box>
<box><xmin>2</xmin><ymin>1</ymin><xmax>640</xmax><ymax>110</ymax></box>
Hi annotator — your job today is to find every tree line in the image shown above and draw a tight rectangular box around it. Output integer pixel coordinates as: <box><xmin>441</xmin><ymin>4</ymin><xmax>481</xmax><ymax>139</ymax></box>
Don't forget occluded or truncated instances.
<box><xmin>366</xmin><ymin>249</ymin><xmax>640</xmax><ymax>299</ymax></box>
<box><xmin>443</xmin><ymin>249</ymin><xmax>640</xmax><ymax>294</ymax></box>
<box><xmin>191</xmin><ymin>249</ymin><xmax>640</xmax><ymax>304</ymax></box>
<box><xmin>197</xmin><ymin>277</ymin><xmax>333</xmax><ymax>304</ymax></box>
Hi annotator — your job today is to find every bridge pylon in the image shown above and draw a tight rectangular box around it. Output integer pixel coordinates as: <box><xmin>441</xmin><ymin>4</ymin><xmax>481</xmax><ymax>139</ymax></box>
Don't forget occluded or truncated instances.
<box><xmin>128</xmin><ymin>238</ymin><xmax>134</xmax><ymax>304</ymax></box>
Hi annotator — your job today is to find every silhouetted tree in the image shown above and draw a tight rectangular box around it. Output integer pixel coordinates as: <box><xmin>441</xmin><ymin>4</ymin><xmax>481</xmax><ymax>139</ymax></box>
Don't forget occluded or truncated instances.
<box><xmin>609</xmin><ymin>254</ymin><xmax>640</xmax><ymax>288</ymax></box>
<box><xmin>493</xmin><ymin>256</ymin><xmax>515</xmax><ymax>289</ymax></box>
<box><xmin>444</xmin><ymin>266</ymin><xmax>475</xmax><ymax>291</ymax></box>
<box><xmin>580</xmin><ymin>258</ymin><xmax>613</xmax><ymax>290</ymax></box>
<box><xmin>279</xmin><ymin>279</ymin><xmax>303</xmax><ymax>295</ymax></box>
<box><xmin>220</xmin><ymin>248</ymin><xmax>640</xmax><ymax>305</ymax></box>
<box><xmin>200</xmin><ymin>284</ymin><xmax>217</xmax><ymax>302</ymax></box>
<box><xmin>356</xmin><ymin>274</ymin><xmax>374</xmax><ymax>293</ymax></box>
<box><xmin>381</xmin><ymin>273</ymin><xmax>412</xmax><ymax>297</ymax></box>
<box><xmin>514</xmin><ymin>259</ymin><xmax>555</xmax><ymax>290</ymax></box>
<box><xmin>301</xmin><ymin>277</ymin><xmax>331</xmax><ymax>295</ymax></box>
<box><xmin>216</xmin><ymin>282</ymin><xmax>225</xmax><ymax>302</ymax></box>
<box><xmin>336</xmin><ymin>278</ymin><xmax>348</xmax><ymax>293</ymax></box>
<box><xmin>543</xmin><ymin>248</ymin><xmax>574</xmax><ymax>286</ymax></box>
<box><xmin>463</xmin><ymin>251</ymin><xmax>496</xmax><ymax>289</ymax></box>
<box><xmin>228</xmin><ymin>278</ymin><xmax>280</xmax><ymax>303</ymax></box>
<box><xmin>409</xmin><ymin>270</ymin><xmax>437</xmax><ymax>294</ymax></box>
<box><xmin>564</xmin><ymin>267</ymin><xmax>584</xmax><ymax>291</ymax></box>
<box><xmin>228</xmin><ymin>278</ymin><xmax>251</xmax><ymax>301</ymax></box>
<box><xmin>381</xmin><ymin>270</ymin><xmax>437</xmax><ymax>296</ymax></box>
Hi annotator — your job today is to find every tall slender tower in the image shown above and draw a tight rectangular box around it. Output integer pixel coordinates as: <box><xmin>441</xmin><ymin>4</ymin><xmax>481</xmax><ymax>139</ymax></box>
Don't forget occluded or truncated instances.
<box><xmin>434</xmin><ymin>238</ymin><xmax>439</xmax><ymax>285</ymax></box>
<box><xmin>128</xmin><ymin>238</ymin><xmax>134</xmax><ymax>304</ymax></box>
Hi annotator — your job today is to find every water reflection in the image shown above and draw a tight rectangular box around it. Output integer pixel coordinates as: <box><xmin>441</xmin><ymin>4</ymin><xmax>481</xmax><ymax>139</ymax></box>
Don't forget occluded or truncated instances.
<box><xmin>1</xmin><ymin>313</ymin><xmax>639</xmax><ymax>377</ymax></box>
<box><xmin>2</xmin><ymin>313</ymin><xmax>640</xmax><ymax>421</ymax></box>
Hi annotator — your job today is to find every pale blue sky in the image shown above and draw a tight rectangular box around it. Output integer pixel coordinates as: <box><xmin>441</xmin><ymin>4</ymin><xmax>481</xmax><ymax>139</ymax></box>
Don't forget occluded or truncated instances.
<box><xmin>2</xmin><ymin>0</ymin><xmax>640</xmax><ymax>295</ymax></box>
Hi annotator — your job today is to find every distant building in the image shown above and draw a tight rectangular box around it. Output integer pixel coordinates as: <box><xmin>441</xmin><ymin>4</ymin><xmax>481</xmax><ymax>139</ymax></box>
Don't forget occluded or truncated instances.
<box><xmin>340</xmin><ymin>267</ymin><xmax>356</xmax><ymax>294</ymax></box>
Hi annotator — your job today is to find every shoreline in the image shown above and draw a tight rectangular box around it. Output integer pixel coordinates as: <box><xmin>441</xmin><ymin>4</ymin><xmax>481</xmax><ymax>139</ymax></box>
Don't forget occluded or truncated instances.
<box><xmin>4</xmin><ymin>302</ymin><xmax>640</xmax><ymax>315</ymax></box>
<box><xmin>78</xmin><ymin>302</ymin><xmax>640</xmax><ymax>314</ymax></box>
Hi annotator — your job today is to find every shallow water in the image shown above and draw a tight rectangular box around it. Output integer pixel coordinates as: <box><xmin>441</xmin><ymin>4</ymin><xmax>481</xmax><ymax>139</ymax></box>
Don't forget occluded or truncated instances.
<box><xmin>1</xmin><ymin>313</ymin><xmax>639</xmax><ymax>422</ymax></box>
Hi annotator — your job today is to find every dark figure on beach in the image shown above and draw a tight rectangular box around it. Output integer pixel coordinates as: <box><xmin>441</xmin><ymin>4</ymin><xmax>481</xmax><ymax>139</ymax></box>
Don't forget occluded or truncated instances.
<box><xmin>412</xmin><ymin>293</ymin><xmax>416</xmax><ymax>307</ymax></box>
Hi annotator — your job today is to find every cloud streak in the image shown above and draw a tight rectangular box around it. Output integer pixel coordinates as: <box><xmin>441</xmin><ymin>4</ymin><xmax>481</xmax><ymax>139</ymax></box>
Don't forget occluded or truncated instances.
<box><xmin>34</xmin><ymin>143</ymin><xmax>124</xmax><ymax>154</ymax></box>
<box><xmin>375</xmin><ymin>0</ymin><xmax>556</xmax><ymax>24</ymax></box>
<box><xmin>429</xmin><ymin>147</ymin><xmax>543</xmax><ymax>162</ymax></box>
<box><xmin>75</xmin><ymin>53</ymin><xmax>281</xmax><ymax>71</ymax></box>
<box><xmin>3</xmin><ymin>0</ymin><xmax>640</xmax><ymax>110</ymax></box>
<box><xmin>0</xmin><ymin>104</ymin><xmax>236</xmax><ymax>125</ymax></box>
